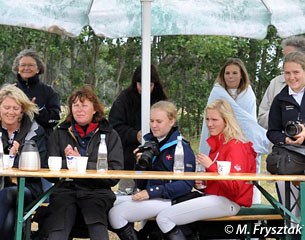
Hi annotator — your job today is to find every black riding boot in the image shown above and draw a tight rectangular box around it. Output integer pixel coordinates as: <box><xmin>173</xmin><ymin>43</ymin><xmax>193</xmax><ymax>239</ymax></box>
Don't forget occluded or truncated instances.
<box><xmin>116</xmin><ymin>223</ymin><xmax>138</xmax><ymax>240</ymax></box>
<box><xmin>165</xmin><ymin>226</ymin><xmax>187</xmax><ymax>240</ymax></box>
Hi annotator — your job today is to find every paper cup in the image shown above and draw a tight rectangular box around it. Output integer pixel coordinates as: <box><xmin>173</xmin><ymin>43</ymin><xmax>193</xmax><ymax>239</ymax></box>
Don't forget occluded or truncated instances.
<box><xmin>66</xmin><ymin>156</ymin><xmax>77</xmax><ymax>171</ymax></box>
<box><xmin>3</xmin><ymin>155</ymin><xmax>15</xmax><ymax>169</ymax></box>
<box><xmin>217</xmin><ymin>161</ymin><xmax>231</xmax><ymax>175</ymax></box>
<box><xmin>48</xmin><ymin>156</ymin><xmax>62</xmax><ymax>171</ymax></box>
<box><xmin>76</xmin><ymin>156</ymin><xmax>88</xmax><ymax>174</ymax></box>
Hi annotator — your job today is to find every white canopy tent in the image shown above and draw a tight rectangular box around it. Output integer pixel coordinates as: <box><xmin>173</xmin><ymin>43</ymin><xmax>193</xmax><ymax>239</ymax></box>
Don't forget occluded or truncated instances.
<box><xmin>1</xmin><ymin>0</ymin><xmax>305</xmax><ymax>136</ymax></box>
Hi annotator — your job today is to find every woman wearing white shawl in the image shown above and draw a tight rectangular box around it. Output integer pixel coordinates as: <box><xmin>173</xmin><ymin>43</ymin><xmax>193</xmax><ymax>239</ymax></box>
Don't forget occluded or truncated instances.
<box><xmin>199</xmin><ymin>58</ymin><xmax>269</xmax><ymax>203</ymax></box>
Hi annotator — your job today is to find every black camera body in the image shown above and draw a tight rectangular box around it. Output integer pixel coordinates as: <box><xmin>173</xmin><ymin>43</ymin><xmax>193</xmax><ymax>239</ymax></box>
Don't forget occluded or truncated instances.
<box><xmin>136</xmin><ymin>141</ymin><xmax>160</xmax><ymax>170</ymax></box>
<box><xmin>285</xmin><ymin>121</ymin><xmax>303</xmax><ymax>138</ymax></box>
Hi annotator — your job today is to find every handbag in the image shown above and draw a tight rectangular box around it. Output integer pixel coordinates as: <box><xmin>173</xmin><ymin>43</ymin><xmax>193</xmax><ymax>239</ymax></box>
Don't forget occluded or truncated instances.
<box><xmin>266</xmin><ymin>144</ymin><xmax>305</xmax><ymax>175</ymax></box>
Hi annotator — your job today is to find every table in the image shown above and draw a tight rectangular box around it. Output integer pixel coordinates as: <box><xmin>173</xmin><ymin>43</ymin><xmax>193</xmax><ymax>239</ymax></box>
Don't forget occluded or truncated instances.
<box><xmin>1</xmin><ymin>169</ymin><xmax>304</xmax><ymax>240</ymax></box>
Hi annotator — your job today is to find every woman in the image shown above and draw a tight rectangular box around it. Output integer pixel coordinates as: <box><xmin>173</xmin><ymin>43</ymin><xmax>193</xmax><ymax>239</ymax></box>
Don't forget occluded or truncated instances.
<box><xmin>199</xmin><ymin>58</ymin><xmax>268</xmax><ymax>203</ymax></box>
<box><xmin>200</xmin><ymin>58</ymin><xmax>268</xmax><ymax>155</ymax></box>
<box><xmin>12</xmin><ymin>49</ymin><xmax>61</xmax><ymax>136</ymax></box>
<box><xmin>109</xmin><ymin>64</ymin><xmax>167</xmax><ymax>193</ymax></box>
<box><xmin>0</xmin><ymin>84</ymin><xmax>47</xmax><ymax>240</ymax></box>
<box><xmin>156</xmin><ymin>99</ymin><xmax>256</xmax><ymax>239</ymax></box>
<box><xmin>108</xmin><ymin>101</ymin><xmax>196</xmax><ymax>240</ymax></box>
<box><xmin>41</xmin><ymin>85</ymin><xmax>123</xmax><ymax>240</ymax></box>
<box><xmin>268</xmin><ymin>51</ymin><xmax>305</xmax><ymax>145</ymax></box>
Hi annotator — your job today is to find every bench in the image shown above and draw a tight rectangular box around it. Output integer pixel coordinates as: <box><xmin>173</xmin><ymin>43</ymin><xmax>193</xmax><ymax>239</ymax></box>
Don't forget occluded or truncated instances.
<box><xmin>143</xmin><ymin>204</ymin><xmax>284</xmax><ymax>240</ymax></box>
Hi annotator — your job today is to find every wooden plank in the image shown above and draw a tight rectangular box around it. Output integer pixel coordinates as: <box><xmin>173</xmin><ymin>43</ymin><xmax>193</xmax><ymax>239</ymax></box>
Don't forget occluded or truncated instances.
<box><xmin>2</xmin><ymin>169</ymin><xmax>305</xmax><ymax>181</ymax></box>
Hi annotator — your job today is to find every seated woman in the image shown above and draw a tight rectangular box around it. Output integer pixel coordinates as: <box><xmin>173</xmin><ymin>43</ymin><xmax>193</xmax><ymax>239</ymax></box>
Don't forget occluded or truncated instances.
<box><xmin>156</xmin><ymin>99</ymin><xmax>256</xmax><ymax>239</ymax></box>
<box><xmin>40</xmin><ymin>86</ymin><xmax>124</xmax><ymax>240</ymax></box>
<box><xmin>0</xmin><ymin>84</ymin><xmax>47</xmax><ymax>240</ymax></box>
<box><xmin>108</xmin><ymin>100</ymin><xmax>196</xmax><ymax>240</ymax></box>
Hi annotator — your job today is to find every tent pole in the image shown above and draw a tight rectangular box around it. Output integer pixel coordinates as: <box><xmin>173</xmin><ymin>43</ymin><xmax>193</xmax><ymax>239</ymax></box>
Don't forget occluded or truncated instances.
<box><xmin>141</xmin><ymin>0</ymin><xmax>153</xmax><ymax>143</ymax></box>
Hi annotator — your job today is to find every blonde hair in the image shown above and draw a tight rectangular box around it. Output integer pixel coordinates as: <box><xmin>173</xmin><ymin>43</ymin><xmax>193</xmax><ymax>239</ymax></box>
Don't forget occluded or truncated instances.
<box><xmin>0</xmin><ymin>84</ymin><xmax>38</xmax><ymax>120</ymax></box>
<box><xmin>205</xmin><ymin>99</ymin><xmax>247</xmax><ymax>144</ymax></box>
<box><xmin>283</xmin><ymin>51</ymin><xmax>305</xmax><ymax>70</ymax></box>
<box><xmin>151</xmin><ymin>100</ymin><xmax>177</xmax><ymax>122</ymax></box>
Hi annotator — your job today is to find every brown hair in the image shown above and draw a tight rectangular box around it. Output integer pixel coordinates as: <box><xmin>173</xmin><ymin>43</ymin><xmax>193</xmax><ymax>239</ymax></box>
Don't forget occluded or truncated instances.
<box><xmin>216</xmin><ymin>58</ymin><xmax>251</xmax><ymax>96</ymax></box>
<box><xmin>66</xmin><ymin>85</ymin><xmax>105</xmax><ymax>123</ymax></box>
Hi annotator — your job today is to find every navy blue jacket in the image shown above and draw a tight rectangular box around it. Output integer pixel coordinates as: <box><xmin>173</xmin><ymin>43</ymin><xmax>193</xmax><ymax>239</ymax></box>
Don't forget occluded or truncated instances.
<box><xmin>267</xmin><ymin>85</ymin><xmax>305</xmax><ymax>145</ymax></box>
<box><xmin>137</xmin><ymin>128</ymin><xmax>195</xmax><ymax>199</ymax></box>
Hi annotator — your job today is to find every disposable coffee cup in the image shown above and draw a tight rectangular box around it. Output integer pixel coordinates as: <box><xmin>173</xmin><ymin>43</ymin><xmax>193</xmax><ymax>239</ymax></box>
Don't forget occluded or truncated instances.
<box><xmin>217</xmin><ymin>161</ymin><xmax>231</xmax><ymax>175</ymax></box>
<box><xmin>48</xmin><ymin>156</ymin><xmax>62</xmax><ymax>171</ymax></box>
<box><xmin>3</xmin><ymin>154</ymin><xmax>15</xmax><ymax>169</ymax></box>
<box><xmin>76</xmin><ymin>156</ymin><xmax>88</xmax><ymax>174</ymax></box>
<box><xmin>66</xmin><ymin>156</ymin><xmax>77</xmax><ymax>171</ymax></box>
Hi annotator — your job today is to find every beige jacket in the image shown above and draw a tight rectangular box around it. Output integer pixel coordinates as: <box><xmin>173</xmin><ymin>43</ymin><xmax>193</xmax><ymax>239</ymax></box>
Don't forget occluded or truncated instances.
<box><xmin>258</xmin><ymin>75</ymin><xmax>286</xmax><ymax>129</ymax></box>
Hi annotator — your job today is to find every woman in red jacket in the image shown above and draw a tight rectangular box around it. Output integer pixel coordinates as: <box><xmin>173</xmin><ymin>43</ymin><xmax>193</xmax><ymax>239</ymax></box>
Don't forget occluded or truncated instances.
<box><xmin>156</xmin><ymin>99</ymin><xmax>256</xmax><ymax>240</ymax></box>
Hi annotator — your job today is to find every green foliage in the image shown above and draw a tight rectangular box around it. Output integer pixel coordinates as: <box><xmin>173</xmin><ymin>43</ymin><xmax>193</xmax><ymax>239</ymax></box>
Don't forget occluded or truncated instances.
<box><xmin>0</xmin><ymin>25</ymin><xmax>291</xmax><ymax>140</ymax></box>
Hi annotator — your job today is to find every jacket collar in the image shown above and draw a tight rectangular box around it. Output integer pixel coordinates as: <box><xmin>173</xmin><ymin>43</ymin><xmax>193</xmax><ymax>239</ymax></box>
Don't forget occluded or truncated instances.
<box><xmin>17</xmin><ymin>73</ymin><xmax>40</xmax><ymax>86</ymax></box>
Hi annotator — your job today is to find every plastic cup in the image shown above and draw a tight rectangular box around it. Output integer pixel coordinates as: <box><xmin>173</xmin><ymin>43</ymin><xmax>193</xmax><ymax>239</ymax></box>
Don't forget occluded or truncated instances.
<box><xmin>3</xmin><ymin>154</ymin><xmax>15</xmax><ymax>169</ymax></box>
<box><xmin>66</xmin><ymin>156</ymin><xmax>77</xmax><ymax>171</ymax></box>
<box><xmin>48</xmin><ymin>156</ymin><xmax>62</xmax><ymax>171</ymax></box>
<box><xmin>217</xmin><ymin>161</ymin><xmax>231</xmax><ymax>175</ymax></box>
<box><xmin>76</xmin><ymin>156</ymin><xmax>88</xmax><ymax>174</ymax></box>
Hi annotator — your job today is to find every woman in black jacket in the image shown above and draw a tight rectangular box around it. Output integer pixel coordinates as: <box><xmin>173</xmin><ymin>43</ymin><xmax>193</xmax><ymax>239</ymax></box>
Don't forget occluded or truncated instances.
<box><xmin>12</xmin><ymin>49</ymin><xmax>61</xmax><ymax>136</ymax></box>
<box><xmin>0</xmin><ymin>84</ymin><xmax>47</xmax><ymax>240</ymax></box>
<box><xmin>42</xmin><ymin>85</ymin><xmax>124</xmax><ymax>240</ymax></box>
<box><xmin>109</xmin><ymin>64</ymin><xmax>167</xmax><ymax>192</ymax></box>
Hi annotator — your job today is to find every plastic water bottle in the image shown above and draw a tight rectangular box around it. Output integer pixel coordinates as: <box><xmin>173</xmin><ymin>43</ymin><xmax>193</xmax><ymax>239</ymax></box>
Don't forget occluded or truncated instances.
<box><xmin>196</xmin><ymin>162</ymin><xmax>207</xmax><ymax>189</ymax></box>
<box><xmin>97</xmin><ymin>134</ymin><xmax>108</xmax><ymax>172</ymax></box>
<box><xmin>0</xmin><ymin>132</ymin><xmax>3</xmax><ymax>171</ymax></box>
<box><xmin>174</xmin><ymin>135</ymin><xmax>184</xmax><ymax>173</ymax></box>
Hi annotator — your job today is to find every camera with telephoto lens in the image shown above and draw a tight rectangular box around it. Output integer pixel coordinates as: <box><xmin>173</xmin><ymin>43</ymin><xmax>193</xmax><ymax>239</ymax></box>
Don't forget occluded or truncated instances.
<box><xmin>136</xmin><ymin>141</ymin><xmax>160</xmax><ymax>170</ymax></box>
<box><xmin>285</xmin><ymin>121</ymin><xmax>303</xmax><ymax>137</ymax></box>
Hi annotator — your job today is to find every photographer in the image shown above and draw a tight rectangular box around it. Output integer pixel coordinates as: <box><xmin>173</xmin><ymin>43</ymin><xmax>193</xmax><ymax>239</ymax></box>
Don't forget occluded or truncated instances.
<box><xmin>108</xmin><ymin>101</ymin><xmax>196</xmax><ymax>240</ymax></box>
<box><xmin>267</xmin><ymin>51</ymin><xmax>305</xmax><ymax>228</ymax></box>
<box><xmin>267</xmin><ymin>51</ymin><xmax>305</xmax><ymax>145</ymax></box>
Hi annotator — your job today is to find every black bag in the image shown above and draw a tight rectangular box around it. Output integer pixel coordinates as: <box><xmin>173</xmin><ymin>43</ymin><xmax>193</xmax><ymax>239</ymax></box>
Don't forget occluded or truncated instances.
<box><xmin>266</xmin><ymin>144</ymin><xmax>305</xmax><ymax>175</ymax></box>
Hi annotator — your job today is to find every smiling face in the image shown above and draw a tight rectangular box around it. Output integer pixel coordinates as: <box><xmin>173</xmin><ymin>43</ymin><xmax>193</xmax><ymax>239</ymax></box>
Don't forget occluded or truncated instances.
<box><xmin>224</xmin><ymin>64</ymin><xmax>242</xmax><ymax>89</ymax></box>
<box><xmin>72</xmin><ymin>98</ymin><xmax>96</xmax><ymax>126</ymax></box>
<box><xmin>206</xmin><ymin>109</ymin><xmax>226</xmax><ymax>136</ymax></box>
<box><xmin>150</xmin><ymin>108</ymin><xmax>175</xmax><ymax>139</ymax></box>
<box><xmin>18</xmin><ymin>56</ymin><xmax>39</xmax><ymax>80</ymax></box>
<box><xmin>284</xmin><ymin>62</ymin><xmax>305</xmax><ymax>93</ymax></box>
<box><xmin>0</xmin><ymin>97</ymin><xmax>23</xmax><ymax>129</ymax></box>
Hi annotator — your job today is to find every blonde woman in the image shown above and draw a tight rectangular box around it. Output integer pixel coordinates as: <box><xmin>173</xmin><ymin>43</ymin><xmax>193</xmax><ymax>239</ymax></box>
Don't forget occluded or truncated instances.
<box><xmin>156</xmin><ymin>99</ymin><xmax>256</xmax><ymax>239</ymax></box>
<box><xmin>0</xmin><ymin>84</ymin><xmax>47</xmax><ymax>240</ymax></box>
<box><xmin>109</xmin><ymin>101</ymin><xmax>195</xmax><ymax>240</ymax></box>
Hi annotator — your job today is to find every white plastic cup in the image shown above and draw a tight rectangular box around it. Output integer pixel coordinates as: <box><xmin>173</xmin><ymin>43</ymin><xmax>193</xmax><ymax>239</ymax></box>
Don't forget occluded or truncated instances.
<box><xmin>3</xmin><ymin>154</ymin><xmax>15</xmax><ymax>169</ymax></box>
<box><xmin>217</xmin><ymin>161</ymin><xmax>231</xmax><ymax>175</ymax></box>
<box><xmin>48</xmin><ymin>156</ymin><xmax>62</xmax><ymax>171</ymax></box>
<box><xmin>66</xmin><ymin>156</ymin><xmax>77</xmax><ymax>171</ymax></box>
<box><xmin>76</xmin><ymin>156</ymin><xmax>88</xmax><ymax>174</ymax></box>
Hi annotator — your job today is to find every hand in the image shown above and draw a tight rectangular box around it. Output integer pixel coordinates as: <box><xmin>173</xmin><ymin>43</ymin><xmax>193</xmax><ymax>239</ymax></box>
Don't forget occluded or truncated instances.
<box><xmin>197</xmin><ymin>153</ymin><xmax>213</xmax><ymax>169</ymax></box>
<box><xmin>132</xmin><ymin>190</ymin><xmax>149</xmax><ymax>201</ymax></box>
<box><xmin>9</xmin><ymin>140</ymin><xmax>20</xmax><ymax>156</ymax></box>
<box><xmin>64</xmin><ymin>144</ymin><xmax>80</xmax><ymax>156</ymax></box>
<box><xmin>137</xmin><ymin>130</ymin><xmax>142</xmax><ymax>143</ymax></box>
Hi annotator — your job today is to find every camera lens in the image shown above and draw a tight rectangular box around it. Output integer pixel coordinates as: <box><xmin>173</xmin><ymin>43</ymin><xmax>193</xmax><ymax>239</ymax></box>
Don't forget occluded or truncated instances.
<box><xmin>285</xmin><ymin>122</ymin><xmax>302</xmax><ymax>137</ymax></box>
<box><xmin>137</xmin><ymin>150</ymin><xmax>154</xmax><ymax>170</ymax></box>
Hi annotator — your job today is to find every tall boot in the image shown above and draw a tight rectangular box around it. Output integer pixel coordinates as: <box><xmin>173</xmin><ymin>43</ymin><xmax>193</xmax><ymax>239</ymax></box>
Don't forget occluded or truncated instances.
<box><xmin>165</xmin><ymin>226</ymin><xmax>187</xmax><ymax>240</ymax></box>
<box><xmin>116</xmin><ymin>223</ymin><xmax>138</xmax><ymax>240</ymax></box>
